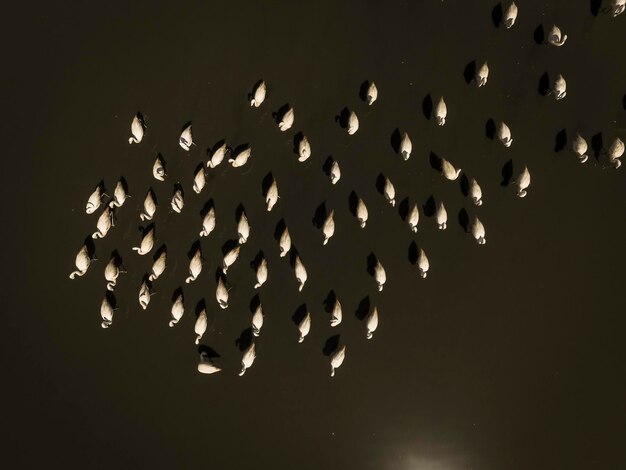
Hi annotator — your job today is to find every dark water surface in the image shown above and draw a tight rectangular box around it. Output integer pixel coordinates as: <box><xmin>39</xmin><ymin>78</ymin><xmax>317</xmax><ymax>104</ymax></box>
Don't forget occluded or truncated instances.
<box><xmin>3</xmin><ymin>0</ymin><xmax>626</xmax><ymax>468</ymax></box>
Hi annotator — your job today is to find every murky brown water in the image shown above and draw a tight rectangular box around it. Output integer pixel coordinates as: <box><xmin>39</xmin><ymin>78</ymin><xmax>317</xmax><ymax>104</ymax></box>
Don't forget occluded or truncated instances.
<box><xmin>3</xmin><ymin>0</ymin><xmax>626</xmax><ymax>468</ymax></box>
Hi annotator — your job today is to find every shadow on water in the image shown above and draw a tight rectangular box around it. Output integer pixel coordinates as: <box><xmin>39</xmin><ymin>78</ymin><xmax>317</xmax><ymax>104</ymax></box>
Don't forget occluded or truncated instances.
<box><xmin>273</xmin><ymin>103</ymin><xmax>291</xmax><ymax>125</ymax></box>
<box><xmin>249</xmin><ymin>294</ymin><xmax>261</xmax><ymax>314</ymax></box>
<box><xmin>153</xmin><ymin>244</ymin><xmax>167</xmax><ymax>262</ymax></box>
<box><xmin>313</xmin><ymin>202</ymin><xmax>328</xmax><ymax>229</ymax></box>
<box><xmin>485</xmin><ymin>118</ymin><xmax>496</xmax><ymax>140</ymax></box>
<box><xmin>429</xmin><ymin>152</ymin><xmax>442</xmax><ymax>172</ymax></box>
<box><xmin>200</xmin><ymin>199</ymin><xmax>214</xmax><ymax>218</ymax></box>
<box><xmin>555</xmin><ymin>129</ymin><xmax>567</xmax><ymax>152</ymax></box>
<box><xmin>221</xmin><ymin>239</ymin><xmax>239</xmax><ymax>256</ymax></box>
<box><xmin>458</xmin><ymin>208</ymin><xmax>470</xmax><ymax>233</ymax></box>
<box><xmin>180</xmin><ymin>121</ymin><xmax>192</xmax><ymax>134</ymax></box>
<box><xmin>292</xmin><ymin>303</ymin><xmax>308</xmax><ymax>326</ymax></box>
<box><xmin>348</xmin><ymin>191</ymin><xmax>359</xmax><ymax>217</ymax></box>
<box><xmin>323</xmin><ymin>290</ymin><xmax>337</xmax><ymax>314</ymax></box>
<box><xmin>366</xmin><ymin>252</ymin><xmax>377</xmax><ymax>276</ymax></box>
<box><xmin>491</xmin><ymin>2</ymin><xmax>503</xmax><ymax>28</ymax></box>
<box><xmin>172</xmin><ymin>286</ymin><xmax>183</xmax><ymax>303</ymax></box>
<box><xmin>390</xmin><ymin>128</ymin><xmax>401</xmax><ymax>154</ymax></box>
<box><xmin>590</xmin><ymin>0</ymin><xmax>602</xmax><ymax>16</ymax></box>
<box><xmin>398</xmin><ymin>197</ymin><xmax>409</xmax><ymax>221</ymax></box>
<box><xmin>408</xmin><ymin>240</ymin><xmax>419</xmax><ymax>264</ymax></box>
<box><xmin>623</xmin><ymin>94</ymin><xmax>626</xmax><ymax>110</ymax></box>
<box><xmin>423</xmin><ymin>195</ymin><xmax>436</xmax><ymax>217</ymax></box>
<box><xmin>422</xmin><ymin>93</ymin><xmax>433</xmax><ymax>120</ymax></box>
<box><xmin>274</xmin><ymin>218</ymin><xmax>287</xmax><ymax>242</ymax></box>
<box><xmin>335</xmin><ymin>107</ymin><xmax>350</xmax><ymax>129</ymax></box>
<box><xmin>501</xmin><ymin>159</ymin><xmax>514</xmax><ymax>186</ymax></box>
<box><xmin>538</xmin><ymin>72</ymin><xmax>550</xmax><ymax>96</ymax></box>
<box><xmin>463</xmin><ymin>60</ymin><xmax>476</xmax><ymax>84</ymax></box>
<box><xmin>322</xmin><ymin>335</ymin><xmax>341</xmax><ymax>356</ymax></box>
<box><xmin>235</xmin><ymin>328</ymin><xmax>254</xmax><ymax>352</ymax></box>
<box><xmin>188</xmin><ymin>240</ymin><xmax>201</xmax><ymax>260</ymax></box>
<box><xmin>293</xmin><ymin>131</ymin><xmax>305</xmax><ymax>155</ymax></box>
<box><xmin>195</xmin><ymin>299</ymin><xmax>206</xmax><ymax>319</ymax></box>
<box><xmin>460</xmin><ymin>174</ymin><xmax>470</xmax><ymax>197</ymax></box>
<box><xmin>84</xmin><ymin>236</ymin><xmax>96</xmax><ymax>259</ymax></box>
<box><xmin>322</xmin><ymin>156</ymin><xmax>334</xmax><ymax>177</ymax></box>
<box><xmin>251</xmin><ymin>251</ymin><xmax>265</xmax><ymax>272</ymax></box>
<box><xmin>261</xmin><ymin>172</ymin><xmax>274</xmax><ymax>200</ymax></box>
<box><xmin>534</xmin><ymin>24</ymin><xmax>545</xmax><ymax>44</ymax></box>
<box><xmin>375</xmin><ymin>173</ymin><xmax>386</xmax><ymax>196</ymax></box>
<box><xmin>359</xmin><ymin>80</ymin><xmax>371</xmax><ymax>103</ymax></box>
<box><xmin>288</xmin><ymin>246</ymin><xmax>300</xmax><ymax>269</ymax></box>
<box><xmin>197</xmin><ymin>345</ymin><xmax>220</xmax><ymax>359</ymax></box>
<box><xmin>235</xmin><ymin>203</ymin><xmax>246</xmax><ymax>221</ymax></box>
<box><xmin>591</xmin><ymin>133</ymin><xmax>604</xmax><ymax>159</ymax></box>
<box><xmin>355</xmin><ymin>296</ymin><xmax>370</xmax><ymax>321</ymax></box>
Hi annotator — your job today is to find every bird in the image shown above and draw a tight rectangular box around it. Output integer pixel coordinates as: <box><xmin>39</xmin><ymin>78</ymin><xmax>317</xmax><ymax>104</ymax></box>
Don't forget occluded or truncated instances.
<box><xmin>552</xmin><ymin>74</ymin><xmax>567</xmax><ymax>100</ymax></box>
<box><xmin>330</xmin><ymin>297</ymin><xmax>342</xmax><ymax>327</ymax></box>
<box><xmin>475</xmin><ymin>61</ymin><xmax>489</xmax><ymax>87</ymax></box>
<box><xmin>356</xmin><ymin>198</ymin><xmax>369</xmax><ymax>228</ymax></box>
<box><xmin>92</xmin><ymin>206</ymin><xmax>113</xmax><ymax>239</ymax></box>
<box><xmin>434</xmin><ymin>96</ymin><xmax>447</xmax><ymax>125</ymax></box>
<box><xmin>216</xmin><ymin>276</ymin><xmax>229</xmax><ymax>309</ymax></box>
<box><xmin>132</xmin><ymin>226</ymin><xmax>155</xmax><ymax>255</ymax></box>
<box><xmin>222</xmin><ymin>245</ymin><xmax>241</xmax><ymax>274</ymax></box>
<box><xmin>278</xmin><ymin>106</ymin><xmax>295</xmax><ymax>131</ymax></box>
<box><xmin>169</xmin><ymin>293</ymin><xmax>184</xmax><ymax>327</ymax></box>
<box><xmin>193</xmin><ymin>166</ymin><xmax>206</xmax><ymax>194</ymax></box>
<box><xmin>197</xmin><ymin>352</ymin><xmax>221</xmax><ymax>374</ymax></box>
<box><xmin>237</xmin><ymin>210</ymin><xmax>251</xmax><ymax>244</ymax></box>
<box><xmin>254</xmin><ymin>256</ymin><xmax>268</xmax><ymax>289</ymax></box>
<box><xmin>200</xmin><ymin>207</ymin><xmax>216</xmax><ymax>237</ymax></box>
<box><xmin>435</xmin><ymin>201</ymin><xmax>447</xmax><ymax>230</ymax></box>
<box><xmin>330</xmin><ymin>345</ymin><xmax>346</xmax><ymax>377</ymax></box>
<box><xmin>252</xmin><ymin>304</ymin><xmax>264</xmax><ymax>337</ymax></box>
<box><xmin>470</xmin><ymin>216</ymin><xmax>487</xmax><ymax>245</ymax></box>
<box><xmin>149</xmin><ymin>250</ymin><xmax>166</xmax><ymax>281</ymax></box>
<box><xmin>109</xmin><ymin>179</ymin><xmax>129</xmax><ymax>208</ymax></box>
<box><xmin>365</xmin><ymin>306</ymin><xmax>379</xmax><ymax>340</ymax></box>
<box><xmin>608</xmin><ymin>137</ymin><xmax>624</xmax><ymax>169</ymax></box>
<box><xmin>322</xmin><ymin>209</ymin><xmax>335</xmax><ymax>245</ymax></box>
<box><xmin>329</xmin><ymin>160</ymin><xmax>341</xmax><ymax>184</ymax></box>
<box><xmin>279</xmin><ymin>226</ymin><xmax>291</xmax><ymax>257</ymax></box>
<box><xmin>294</xmin><ymin>255</ymin><xmax>308</xmax><ymax>292</ymax></box>
<box><xmin>298</xmin><ymin>136</ymin><xmax>311</xmax><ymax>162</ymax></box>
<box><xmin>185</xmin><ymin>247</ymin><xmax>203</xmax><ymax>283</ymax></box>
<box><xmin>86</xmin><ymin>183</ymin><xmax>104</xmax><ymax>214</ymax></box>
<box><xmin>239</xmin><ymin>342</ymin><xmax>256</xmax><ymax>376</ymax></box>
<box><xmin>347</xmin><ymin>111</ymin><xmax>359</xmax><ymax>135</ymax></box>
<box><xmin>100</xmin><ymin>295</ymin><xmax>114</xmax><ymax>329</ymax></box>
<box><xmin>266</xmin><ymin>178</ymin><xmax>279</xmax><ymax>211</ymax></box>
<box><xmin>441</xmin><ymin>158</ymin><xmax>462</xmax><ymax>180</ymax></box>
<box><xmin>128</xmin><ymin>113</ymin><xmax>145</xmax><ymax>144</ymax></box>
<box><xmin>104</xmin><ymin>254</ymin><xmax>122</xmax><ymax>291</ymax></box>
<box><xmin>170</xmin><ymin>186</ymin><xmax>184</xmax><ymax>213</ymax></box>
<box><xmin>383</xmin><ymin>177</ymin><xmax>396</xmax><ymax>207</ymax></box>
<box><xmin>408</xmin><ymin>203</ymin><xmax>419</xmax><ymax>232</ymax></box>
<box><xmin>140</xmin><ymin>189</ymin><xmax>156</xmax><ymax>222</ymax></box>
<box><xmin>208</xmin><ymin>142</ymin><xmax>228</xmax><ymax>169</ymax></box>
<box><xmin>374</xmin><ymin>258</ymin><xmax>387</xmax><ymax>291</ymax></box>
<box><xmin>366</xmin><ymin>81</ymin><xmax>378</xmax><ymax>105</ymax></box>
<box><xmin>138</xmin><ymin>280</ymin><xmax>151</xmax><ymax>310</ymax></box>
<box><xmin>497</xmin><ymin>121</ymin><xmax>513</xmax><ymax>147</ymax></box>
<box><xmin>417</xmin><ymin>248</ymin><xmax>429</xmax><ymax>278</ymax></box>
<box><xmin>179</xmin><ymin>123</ymin><xmax>193</xmax><ymax>151</ymax></box>
<box><xmin>503</xmin><ymin>2</ymin><xmax>518</xmax><ymax>29</ymax></box>
<box><xmin>194</xmin><ymin>309</ymin><xmax>208</xmax><ymax>345</ymax></box>
<box><xmin>514</xmin><ymin>166</ymin><xmax>531</xmax><ymax>198</ymax></box>
<box><xmin>469</xmin><ymin>178</ymin><xmax>483</xmax><ymax>206</ymax></box>
<box><xmin>400</xmin><ymin>132</ymin><xmax>412</xmax><ymax>160</ymax></box>
<box><xmin>547</xmin><ymin>25</ymin><xmax>567</xmax><ymax>47</ymax></box>
<box><xmin>152</xmin><ymin>155</ymin><xmax>166</xmax><ymax>181</ymax></box>
<box><xmin>572</xmin><ymin>133</ymin><xmax>589</xmax><ymax>163</ymax></box>
<box><xmin>69</xmin><ymin>244</ymin><xmax>92</xmax><ymax>279</ymax></box>
<box><xmin>250</xmin><ymin>80</ymin><xmax>267</xmax><ymax>107</ymax></box>
<box><xmin>297</xmin><ymin>312</ymin><xmax>311</xmax><ymax>343</ymax></box>
<box><xmin>612</xmin><ymin>0</ymin><xmax>626</xmax><ymax>17</ymax></box>
<box><xmin>228</xmin><ymin>146</ymin><xmax>252</xmax><ymax>168</ymax></box>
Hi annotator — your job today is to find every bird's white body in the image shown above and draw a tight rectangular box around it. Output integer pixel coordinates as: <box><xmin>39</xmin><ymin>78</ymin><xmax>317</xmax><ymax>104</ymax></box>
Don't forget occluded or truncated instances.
<box><xmin>400</xmin><ymin>132</ymin><xmax>412</xmax><ymax>160</ymax></box>
<box><xmin>100</xmin><ymin>296</ymin><xmax>114</xmax><ymax>329</ymax></box>
<box><xmin>279</xmin><ymin>227</ymin><xmax>291</xmax><ymax>257</ymax></box>
<box><xmin>140</xmin><ymin>189</ymin><xmax>156</xmax><ymax>221</ymax></box>
<box><xmin>476</xmin><ymin>61</ymin><xmax>489</xmax><ymax>87</ymax></box>
<box><xmin>383</xmin><ymin>178</ymin><xmax>396</xmax><ymax>207</ymax></box>
<box><xmin>216</xmin><ymin>276</ymin><xmax>229</xmax><ymax>309</ymax></box>
<box><xmin>222</xmin><ymin>246</ymin><xmax>240</xmax><ymax>274</ymax></box>
<box><xmin>612</xmin><ymin>0</ymin><xmax>626</xmax><ymax>17</ymax></box>
<box><xmin>365</xmin><ymin>306</ymin><xmax>379</xmax><ymax>339</ymax></box>
<box><xmin>86</xmin><ymin>185</ymin><xmax>103</xmax><ymax>214</ymax></box>
<box><xmin>608</xmin><ymin>138</ymin><xmax>624</xmax><ymax>169</ymax></box>
<box><xmin>548</xmin><ymin>25</ymin><xmax>567</xmax><ymax>46</ymax></box>
<box><xmin>469</xmin><ymin>178</ymin><xmax>483</xmax><ymax>206</ymax></box>
<box><xmin>208</xmin><ymin>143</ymin><xmax>228</xmax><ymax>169</ymax></box>
<box><xmin>153</xmin><ymin>155</ymin><xmax>166</xmax><ymax>181</ymax></box>
<box><xmin>347</xmin><ymin>111</ymin><xmax>359</xmax><ymax>135</ymax></box>
<box><xmin>109</xmin><ymin>180</ymin><xmax>128</xmax><ymax>208</ymax></box>
<box><xmin>138</xmin><ymin>280</ymin><xmax>151</xmax><ymax>310</ymax></box>
<box><xmin>374</xmin><ymin>259</ymin><xmax>386</xmax><ymax>292</ymax></box>
<box><xmin>129</xmin><ymin>114</ymin><xmax>145</xmax><ymax>144</ymax></box>
<box><xmin>93</xmin><ymin>206</ymin><xmax>113</xmax><ymax>239</ymax></box>
<box><xmin>252</xmin><ymin>305</ymin><xmax>264</xmax><ymax>337</ymax></box>
<box><xmin>149</xmin><ymin>250</ymin><xmax>166</xmax><ymax>281</ymax></box>
<box><xmin>417</xmin><ymin>248</ymin><xmax>429</xmax><ymax>278</ymax></box>
<box><xmin>193</xmin><ymin>167</ymin><xmax>206</xmax><ymax>194</ymax></box>
<box><xmin>200</xmin><ymin>207</ymin><xmax>216</xmax><ymax>237</ymax></box>
<box><xmin>356</xmin><ymin>198</ymin><xmax>369</xmax><ymax>228</ymax></box>
<box><xmin>436</xmin><ymin>202</ymin><xmax>448</xmax><ymax>230</ymax></box>
<box><xmin>266</xmin><ymin>179</ymin><xmax>279</xmax><ymax>211</ymax></box>
<box><xmin>171</xmin><ymin>187</ymin><xmax>184</xmax><ymax>213</ymax></box>
<box><xmin>408</xmin><ymin>203</ymin><xmax>419</xmax><ymax>232</ymax></box>
<box><xmin>503</xmin><ymin>2</ymin><xmax>518</xmax><ymax>28</ymax></box>
<box><xmin>330</xmin><ymin>160</ymin><xmax>341</xmax><ymax>184</ymax></box>
<box><xmin>237</xmin><ymin>211</ymin><xmax>250</xmax><ymax>244</ymax></box>
<box><xmin>250</xmin><ymin>80</ymin><xmax>267</xmax><ymax>107</ymax></box>
<box><xmin>330</xmin><ymin>298</ymin><xmax>342</xmax><ymax>327</ymax></box>
<box><xmin>298</xmin><ymin>312</ymin><xmax>311</xmax><ymax>343</ymax></box>
<box><xmin>170</xmin><ymin>294</ymin><xmax>184</xmax><ymax>327</ymax></box>
<box><xmin>104</xmin><ymin>255</ymin><xmax>120</xmax><ymax>291</ymax></box>
<box><xmin>197</xmin><ymin>352</ymin><xmax>221</xmax><ymax>374</ymax></box>
<box><xmin>514</xmin><ymin>166</ymin><xmax>531</xmax><ymax>197</ymax></box>
<box><xmin>330</xmin><ymin>345</ymin><xmax>346</xmax><ymax>377</ymax></box>
<box><xmin>132</xmin><ymin>227</ymin><xmax>155</xmax><ymax>255</ymax></box>
<box><xmin>239</xmin><ymin>342</ymin><xmax>256</xmax><ymax>376</ymax></box>
<box><xmin>572</xmin><ymin>134</ymin><xmax>589</xmax><ymax>163</ymax></box>
<box><xmin>366</xmin><ymin>82</ymin><xmax>378</xmax><ymax>105</ymax></box>
<box><xmin>229</xmin><ymin>147</ymin><xmax>252</xmax><ymax>168</ymax></box>
<box><xmin>179</xmin><ymin>124</ymin><xmax>193</xmax><ymax>151</ymax></box>
<box><xmin>194</xmin><ymin>310</ymin><xmax>208</xmax><ymax>345</ymax></box>
<box><xmin>254</xmin><ymin>257</ymin><xmax>268</xmax><ymax>289</ymax></box>
<box><xmin>441</xmin><ymin>158</ymin><xmax>462</xmax><ymax>180</ymax></box>
<box><xmin>553</xmin><ymin>74</ymin><xmax>567</xmax><ymax>100</ymax></box>
<box><xmin>278</xmin><ymin>107</ymin><xmax>294</xmax><ymax>131</ymax></box>
<box><xmin>322</xmin><ymin>210</ymin><xmax>335</xmax><ymax>245</ymax></box>
<box><xmin>294</xmin><ymin>255</ymin><xmax>307</xmax><ymax>292</ymax></box>
<box><xmin>471</xmin><ymin>216</ymin><xmax>487</xmax><ymax>245</ymax></box>
<box><xmin>185</xmin><ymin>248</ymin><xmax>202</xmax><ymax>283</ymax></box>
<box><xmin>70</xmin><ymin>245</ymin><xmax>91</xmax><ymax>279</ymax></box>
<box><xmin>498</xmin><ymin>121</ymin><xmax>513</xmax><ymax>147</ymax></box>
<box><xmin>298</xmin><ymin>136</ymin><xmax>311</xmax><ymax>162</ymax></box>
<box><xmin>434</xmin><ymin>96</ymin><xmax>447</xmax><ymax>126</ymax></box>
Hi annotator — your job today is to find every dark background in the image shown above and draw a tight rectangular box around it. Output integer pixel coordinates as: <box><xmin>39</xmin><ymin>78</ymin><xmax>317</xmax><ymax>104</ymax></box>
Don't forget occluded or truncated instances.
<box><xmin>3</xmin><ymin>1</ymin><xmax>625</xmax><ymax>468</ymax></box>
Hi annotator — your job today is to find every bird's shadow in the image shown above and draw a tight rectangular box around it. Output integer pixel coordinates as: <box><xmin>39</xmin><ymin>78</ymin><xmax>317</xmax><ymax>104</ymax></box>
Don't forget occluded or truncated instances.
<box><xmin>491</xmin><ymin>2</ymin><xmax>503</xmax><ymax>28</ymax></box>
<box><xmin>408</xmin><ymin>241</ymin><xmax>419</xmax><ymax>265</ymax></box>
<box><xmin>235</xmin><ymin>327</ymin><xmax>254</xmax><ymax>352</ymax></box>
<box><xmin>155</xmin><ymin>153</ymin><xmax>167</xmax><ymax>174</ymax></box>
<box><xmin>180</xmin><ymin>121</ymin><xmax>192</xmax><ymax>134</ymax></box>
<box><xmin>313</xmin><ymin>202</ymin><xmax>328</xmax><ymax>229</ymax></box>
<box><xmin>554</xmin><ymin>129</ymin><xmax>567</xmax><ymax>152</ymax></box>
<box><xmin>273</xmin><ymin>218</ymin><xmax>287</xmax><ymax>242</ymax></box>
<box><xmin>463</xmin><ymin>60</ymin><xmax>476</xmax><ymax>84</ymax></box>
<box><xmin>200</xmin><ymin>199</ymin><xmax>214</xmax><ymax>219</ymax></box>
<box><xmin>348</xmin><ymin>191</ymin><xmax>359</xmax><ymax>217</ymax></box>
<box><xmin>458</xmin><ymin>208</ymin><xmax>470</xmax><ymax>233</ymax></box>
<box><xmin>292</xmin><ymin>304</ymin><xmax>308</xmax><ymax>326</ymax></box>
<box><xmin>249</xmin><ymin>294</ymin><xmax>261</xmax><ymax>314</ymax></box>
<box><xmin>423</xmin><ymin>195</ymin><xmax>436</xmax><ymax>217</ymax></box>
<box><xmin>459</xmin><ymin>174</ymin><xmax>470</xmax><ymax>197</ymax></box>
<box><xmin>485</xmin><ymin>118</ymin><xmax>496</xmax><ymax>140</ymax></box>
<box><xmin>105</xmin><ymin>290</ymin><xmax>117</xmax><ymax>309</ymax></box>
<box><xmin>375</xmin><ymin>173</ymin><xmax>386</xmax><ymax>196</ymax></box>
<box><xmin>288</xmin><ymin>247</ymin><xmax>300</xmax><ymax>269</ymax></box>
<box><xmin>591</xmin><ymin>133</ymin><xmax>604</xmax><ymax>159</ymax></box>
<box><xmin>422</xmin><ymin>93</ymin><xmax>433</xmax><ymax>120</ymax></box>
<box><xmin>221</xmin><ymin>239</ymin><xmax>239</xmax><ymax>256</ymax></box>
<box><xmin>195</xmin><ymin>298</ymin><xmax>206</xmax><ymax>319</ymax></box>
<box><xmin>335</xmin><ymin>107</ymin><xmax>350</xmax><ymax>129</ymax></box>
<box><xmin>390</xmin><ymin>128</ymin><xmax>401</xmax><ymax>154</ymax></box>
<box><xmin>322</xmin><ymin>334</ymin><xmax>341</xmax><ymax>356</ymax></box>
<box><xmin>538</xmin><ymin>72</ymin><xmax>550</xmax><ymax>96</ymax></box>
<box><xmin>171</xmin><ymin>286</ymin><xmax>183</xmax><ymax>303</ymax></box>
<box><xmin>261</xmin><ymin>173</ymin><xmax>274</xmax><ymax>201</ymax></box>
<box><xmin>590</xmin><ymin>0</ymin><xmax>602</xmax><ymax>16</ymax></box>
<box><xmin>429</xmin><ymin>152</ymin><xmax>442</xmax><ymax>172</ymax></box>
<box><xmin>188</xmin><ymin>240</ymin><xmax>201</xmax><ymax>259</ymax></box>
<box><xmin>197</xmin><ymin>345</ymin><xmax>220</xmax><ymax>359</ymax></box>
<box><xmin>366</xmin><ymin>252</ymin><xmax>377</xmax><ymax>276</ymax></box>
<box><xmin>110</xmin><ymin>249</ymin><xmax>123</xmax><ymax>269</ymax></box>
<box><xmin>322</xmin><ymin>156</ymin><xmax>334</xmax><ymax>177</ymax></box>
<box><xmin>501</xmin><ymin>159</ymin><xmax>514</xmax><ymax>186</ymax></box>
<box><xmin>293</xmin><ymin>132</ymin><xmax>305</xmax><ymax>155</ymax></box>
<box><xmin>273</xmin><ymin>103</ymin><xmax>291</xmax><ymax>125</ymax></box>
<box><xmin>84</xmin><ymin>236</ymin><xmax>96</xmax><ymax>259</ymax></box>
<box><xmin>250</xmin><ymin>251</ymin><xmax>265</xmax><ymax>272</ymax></box>
<box><xmin>153</xmin><ymin>244</ymin><xmax>167</xmax><ymax>262</ymax></box>
<box><xmin>359</xmin><ymin>80</ymin><xmax>371</xmax><ymax>103</ymax></box>
<box><xmin>355</xmin><ymin>296</ymin><xmax>370</xmax><ymax>321</ymax></box>
<box><xmin>534</xmin><ymin>24</ymin><xmax>545</xmax><ymax>44</ymax></box>
<box><xmin>323</xmin><ymin>290</ymin><xmax>337</xmax><ymax>314</ymax></box>
<box><xmin>398</xmin><ymin>197</ymin><xmax>410</xmax><ymax>221</ymax></box>
<box><xmin>235</xmin><ymin>203</ymin><xmax>246</xmax><ymax>221</ymax></box>
<box><xmin>172</xmin><ymin>183</ymin><xmax>184</xmax><ymax>199</ymax></box>
<box><xmin>622</xmin><ymin>94</ymin><xmax>626</xmax><ymax>111</ymax></box>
